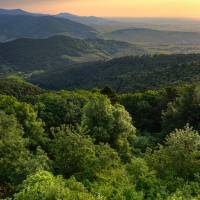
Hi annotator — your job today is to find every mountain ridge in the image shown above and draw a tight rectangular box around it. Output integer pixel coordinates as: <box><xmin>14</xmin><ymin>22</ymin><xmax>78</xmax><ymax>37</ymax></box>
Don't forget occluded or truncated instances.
<box><xmin>0</xmin><ymin>14</ymin><xmax>97</xmax><ymax>42</ymax></box>
<box><xmin>0</xmin><ymin>8</ymin><xmax>45</xmax><ymax>16</ymax></box>
<box><xmin>56</xmin><ymin>12</ymin><xmax>118</xmax><ymax>25</ymax></box>
<box><xmin>0</xmin><ymin>35</ymin><xmax>145</xmax><ymax>72</ymax></box>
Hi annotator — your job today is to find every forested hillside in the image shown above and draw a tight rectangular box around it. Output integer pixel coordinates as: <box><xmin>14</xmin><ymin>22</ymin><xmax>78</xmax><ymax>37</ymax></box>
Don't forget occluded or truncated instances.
<box><xmin>30</xmin><ymin>54</ymin><xmax>200</xmax><ymax>92</ymax></box>
<box><xmin>0</xmin><ymin>36</ymin><xmax>145</xmax><ymax>73</ymax></box>
<box><xmin>0</xmin><ymin>14</ymin><xmax>96</xmax><ymax>42</ymax></box>
<box><xmin>1</xmin><ymin>79</ymin><xmax>200</xmax><ymax>199</ymax></box>
<box><xmin>0</xmin><ymin>77</ymin><xmax>44</xmax><ymax>98</ymax></box>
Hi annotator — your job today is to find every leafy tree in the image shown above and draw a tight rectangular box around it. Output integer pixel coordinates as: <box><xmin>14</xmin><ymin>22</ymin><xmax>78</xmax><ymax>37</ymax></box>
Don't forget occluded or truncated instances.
<box><xmin>166</xmin><ymin>180</ymin><xmax>200</xmax><ymax>200</ymax></box>
<box><xmin>32</xmin><ymin>91</ymin><xmax>93</xmax><ymax>130</ymax></box>
<box><xmin>90</xmin><ymin>167</ymin><xmax>143</xmax><ymax>200</ymax></box>
<box><xmin>0</xmin><ymin>111</ymin><xmax>30</xmax><ymax>185</ymax></box>
<box><xmin>162</xmin><ymin>85</ymin><xmax>200</xmax><ymax>135</ymax></box>
<box><xmin>13</xmin><ymin>171</ymin><xmax>96</xmax><ymax>200</ymax></box>
<box><xmin>100</xmin><ymin>86</ymin><xmax>119</xmax><ymax>104</ymax></box>
<box><xmin>0</xmin><ymin>95</ymin><xmax>46</xmax><ymax>147</ymax></box>
<box><xmin>0</xmin><ymin>112</ymin><xmax>50</xmax><ymax>198</ymax></box>
<box><xmin>127</xmin><ymin>158</ymin><xmax>165</xmax><ymax>199</ymax></box>
<box><xmin>82</xmin><ymin>96</ymin><xmax>114</xmax><ymax>143</ymax></box>
<box><xmin>132</xmin><ymin>133</ymin><xmax>157</xmax><ymax>155</ymax></box>
<box><xmin>94</xmin><ymin>144</ymin><xmax>121</xmax><ymax>172</ymax></box>
<box><xmin>82</xmin><ymin>96</ymin><xmax>136</xmax><ymax>161</ymax></box>
<box><xmin>50</xmin><ymin>126</ymin><xmax>121</xmax><ymax>181</ymax></box>
<box><xmin>146</xmin><ymin>126</ymin><xmax>200</xmax><ymax>180</ymax></box>
<box><xmin>50</xmin><ymin>126</ymin><xmax>96</xmax><ymax>179</ymax></box>
<box><xmin>120</xmin><ymin>90</ymin><xmax>167</xmax><ymax>133</ymax></box>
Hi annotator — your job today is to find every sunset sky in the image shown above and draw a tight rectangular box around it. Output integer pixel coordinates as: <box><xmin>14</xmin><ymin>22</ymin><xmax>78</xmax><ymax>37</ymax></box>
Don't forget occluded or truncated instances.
<box><xmin>0</xmin><ymin>0</ymin><xmax>200</xmax><ymax>18</ymax></box>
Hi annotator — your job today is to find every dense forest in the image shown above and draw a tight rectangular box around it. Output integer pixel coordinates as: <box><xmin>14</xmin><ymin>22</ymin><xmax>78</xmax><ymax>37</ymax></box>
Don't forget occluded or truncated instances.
<box><xmin>30</xmin><ymin>54</ymin><xmax>200</xmax><ymax>92</ymax></box>
<box><xmin>1</xmin><ymin>78</ymin><xmax>200</xmax><ymax>199</ymax></box>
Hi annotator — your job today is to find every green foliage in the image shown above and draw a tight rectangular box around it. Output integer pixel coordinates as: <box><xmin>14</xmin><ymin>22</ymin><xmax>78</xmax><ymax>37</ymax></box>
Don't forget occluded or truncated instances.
<box><xmin>32</xmin><ymin>91</ymin><xmax>92</xmax><ymax>130</ymax></box>
<box><xmin>0</xmin><ymin>111</ymin><xmax>29</xmax><ymax>185</ymax></box>
<box><xmin>2</xmin><ymin>78</ymin><xmax>200</xmax><ymax>199</ymax></box>
<box><xmin>0</xmin><ymin>95</ymin><xmax>46</xmax><ymax>147</ymax></box>
<box><xmin>127</xmin><ymin>158</ymin><xmax>165</xmax><ymax>199</ymax></box>
<box><xmin>50</xmin><ymin>126</ymin><xmax>121</xmax><ymax>181</ymax></box>
<box><xmin>120</xmin><ymin>90</ymin><xmax>167</xmax><ymax>133</ymax></box>
<box><xmin>82</xmin><ymin>95</ymin><xmax>136</xmax><ymax>161</ymax></box>
<box><xmin>146</xmin><ymin>126</ymin><xmax>200</xmax><ymax>180</ymax></box>
<box><xmin>13</xmin><ymin>171</ymin><xmax>95</xmax><ymax>200</ymax></box>
<box><xmin>162</xmin><ymin>85</ymin><xmax>200</xmax><ymax>135</ymax></box>
<box><xmin>30</xmin><ymin>54</ymin><xmax>200</xmax><ymax>92</ymax></box>
<box><xmin>0</xmin><ymin>112</ymin><xmax>50</xmax><ymax>198</ymax></box>
<box><xmin>133</xmin><ymin>133</ymin><xmax>157</xmax><ymax>155</ymax></box>
<box><xmin>100</xmin><ymin>86</ymin><xmax>119</xmax><ymax>104</ymax></box>
<box><xmin>0</xmin><ymin>77</ymin><xmax>43</xmax><ymax>100</ymax></box>
<box><xmin>82</xmin><ymin>96</ymin><xmax>114</xmax><ymax>143</ymax></box>
<box><xmin>50</xmin><ymin>126</ymin><xmax>96</xmax><ymax>179</ymax></box>
<box><xmin>0</xmin><ymin>35</ymin><xmax>144</xmax><ymax>73</ymax></box>
<box><xmin>90</xmin><ymin>167</ymin><xmax>144</xmax><ymax>200</ymax></box>
<box><xmin>166</xmin><ymin>179</ymin><xmax>200</xmax><ymax>200</ymax></box>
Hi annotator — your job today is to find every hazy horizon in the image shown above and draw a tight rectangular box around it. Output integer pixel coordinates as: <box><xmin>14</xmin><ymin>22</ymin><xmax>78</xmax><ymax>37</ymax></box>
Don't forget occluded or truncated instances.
<box><xmin>0</xmin><ymin>0</ymin><xmax>200</xmax><ymax>19</ymax></box>
<box><xmin>2</xmin><ymin>7</ymin><xmax>200</xmax><ymax>21</ymax></box>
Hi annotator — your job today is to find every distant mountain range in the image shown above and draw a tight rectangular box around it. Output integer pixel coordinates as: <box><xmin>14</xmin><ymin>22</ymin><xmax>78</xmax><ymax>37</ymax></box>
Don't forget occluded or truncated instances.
<box><xmin>0</xmin><ymin>13</ymin><xmax>97</xmax><ymax>42</ymax></box>
<box><xmin>0</xmin><ymin>35</ymin><xmax>145</xmax><ymax>73</ymax></box>
<box><xmin>104</xmin><ymin>28</ymin><xmax>200</xmax><ymax>45</ymax></box>
<box><xmin>1</xmin><ymin>9</ymin><xmax>200</xmax><ymax>49</ymax></box>
<box><xmin>0</xmin><ymin>8</ymin><xmax>116</xmax><ymax>25</ymax></box>
<box><xmin>56</xmin><ymin>13</ymin><xmax>115</xmax><ymax>25</ymax></box>
<box><xmin>0</xmin><ymin>8</ymin><xmax>40</xmax><ymax>16</ymax></box>
<box><xmin>0</xmin><ymin>9</ymin><xmax>118</xmax><ymax>42</ymax></box>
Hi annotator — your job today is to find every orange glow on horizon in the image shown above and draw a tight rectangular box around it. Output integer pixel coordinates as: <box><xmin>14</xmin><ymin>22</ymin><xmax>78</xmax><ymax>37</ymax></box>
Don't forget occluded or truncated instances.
<box><xmin>1</xmin><ymin>0</ymin><xmax>200</xmax><ymax>18</ymax></box>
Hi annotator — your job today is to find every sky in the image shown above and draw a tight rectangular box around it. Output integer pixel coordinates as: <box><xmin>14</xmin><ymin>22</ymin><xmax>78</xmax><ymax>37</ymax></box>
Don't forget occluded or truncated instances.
<box><xmin>0</xmin><ymin>0</ymin><xmax>200</xmax><ymax>18</ymax></box>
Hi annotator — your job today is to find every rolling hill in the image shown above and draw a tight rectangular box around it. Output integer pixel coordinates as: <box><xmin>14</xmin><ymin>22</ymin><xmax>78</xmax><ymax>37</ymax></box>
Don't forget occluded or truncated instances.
<box><xmin>0</xmin><ymin>35</ymin><xmax>145</xmax><ymax>72</ymax></box>
<box><xmin>0</xmin><ymin>77</ymin><xmax>44</xmax><ymax>99</ymax></box>
<box><xmin>29</xmin><ymin>54</ymin><xmax>200</xmax><ymax>92</ymax></box>
<box><xmin>0</xmin><ymin>14</ymin><xmax>97</xmax><ymax>42</ymax></box>
<box><xmin>104</xmin><ymin>28</ymin><xmax>200</xmax><ymax>45</ymax></box>
<box><xmin>103</xmin><ymin>28</ymin><xmax>200</xmax><ymax>54</ymax></box>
